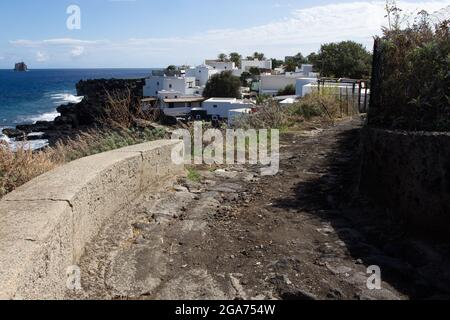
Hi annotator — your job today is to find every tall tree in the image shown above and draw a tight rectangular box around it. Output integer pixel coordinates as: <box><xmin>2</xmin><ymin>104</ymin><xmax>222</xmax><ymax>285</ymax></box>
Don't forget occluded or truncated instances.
<box><xmin>313</xmin><ymin>41</ymin><xmax>372</xmax><ymax>79</ymax></box>
<box><xmin>284</xmin><ymin>60</ymin><xmax>297</xmax><ymax>72</ymax></box>
<box><xmin>203</xmin><ymin>71</ymin><xmax>241</xmax><ymax>99</ymax></box>
<box><xmin>229</xmin><ymin>52</ymin><xmax>242</xmax><ymax>68</ymax></box>
<box><xmin>218</xmin><ymin>53</ymin><xmax>228</xmax><ymax>62</ymax></box>
<box><xmin>240</xmin><ymin>71</ymin><xmax>253</xmax><ymax>86</ymax></box>
<box><xmin>165</xmin><ymin>65</ymin><xmax>178</xmax><ymax>76</ymax></box>
<box><xmin>286</xmin><ymin>53</ymin><xmax>308</xmax><ymax>67</ymax></box>
<box><xmin>306</xmin><ymin>52</ymin><xmax>319</xmax><ymax>67</ymax></box>
<box><xmin>248</xmin><ymin>67</ymin><xmax>261</xmax><ymax>76</ymax></box>
<box><xmin>271</xmin><ymin>58</ymin><xmax>284</xmax><ymax>70</ymax></box>
<box><xmin>247</xmin><ymin>52</ymin><xmax>265</xmax><ymax>60</ymax></box>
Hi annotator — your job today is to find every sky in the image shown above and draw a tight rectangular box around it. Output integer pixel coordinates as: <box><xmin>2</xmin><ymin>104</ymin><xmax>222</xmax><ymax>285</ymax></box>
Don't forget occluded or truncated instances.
<box><xmin>0</xmin><ymin>0</ymin><xmax>448</xmax><ymax>68</ymax></box>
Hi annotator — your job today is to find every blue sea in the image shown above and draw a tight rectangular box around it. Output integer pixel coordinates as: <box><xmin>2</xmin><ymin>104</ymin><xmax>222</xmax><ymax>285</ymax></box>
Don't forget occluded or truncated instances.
<box><xmin>0</xmin><ymin>68</ymin><xmax>153</xmax><ymax>149</ymax></box>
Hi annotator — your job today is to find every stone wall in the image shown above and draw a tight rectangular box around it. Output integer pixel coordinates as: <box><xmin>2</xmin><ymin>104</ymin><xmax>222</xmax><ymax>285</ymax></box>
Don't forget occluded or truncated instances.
<box><xmin>0</xmin><ymin>140</ymin><xmax>184</xmax><ymax>300</ymax></box>
<box><xmin>360</xmin><ymin>127</ymin><xmax>450</xmax><ymax>237</ymax></box>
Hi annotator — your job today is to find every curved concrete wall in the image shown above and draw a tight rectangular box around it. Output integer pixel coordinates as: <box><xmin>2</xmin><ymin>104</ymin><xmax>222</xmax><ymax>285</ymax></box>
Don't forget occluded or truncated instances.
<box><xmin>0</xmin><ymin>140</ymin><xmax>184</xmax><ymax>299</ymax></box>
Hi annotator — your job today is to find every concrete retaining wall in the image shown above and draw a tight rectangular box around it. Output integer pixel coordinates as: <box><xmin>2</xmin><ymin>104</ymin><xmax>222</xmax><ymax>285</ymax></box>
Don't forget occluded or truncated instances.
<box><xmin>0</xmin><ymin>140</ymin><xmax>184</xmax><ymax>299</ymax></box>
<box><xmin>360</xmin><ymin>127</ymin><xmax>450</xmax><ymax>237</ymax></box>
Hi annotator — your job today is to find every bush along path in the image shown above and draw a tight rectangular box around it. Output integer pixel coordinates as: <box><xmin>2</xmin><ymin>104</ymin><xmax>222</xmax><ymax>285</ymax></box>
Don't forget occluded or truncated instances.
<box><xmin>70</xmin><ymin>117</ymin><xmax>450</xmax><ymax>300</ymax></box>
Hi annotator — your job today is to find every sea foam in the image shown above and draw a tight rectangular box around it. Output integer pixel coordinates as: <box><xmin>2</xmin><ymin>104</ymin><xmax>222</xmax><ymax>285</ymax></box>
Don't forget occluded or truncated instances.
<box><xmin>50</xmin><ymin>93</ymin><xmax>83</xmax><ymax>105</ymax></box>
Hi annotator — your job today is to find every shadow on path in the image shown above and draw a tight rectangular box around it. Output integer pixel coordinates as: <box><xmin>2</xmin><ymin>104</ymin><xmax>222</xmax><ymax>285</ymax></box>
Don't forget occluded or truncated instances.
<box><xmin>274</xmin><ymin>120</ymin><xmax>450</xmax><ymax>299</ymax></box>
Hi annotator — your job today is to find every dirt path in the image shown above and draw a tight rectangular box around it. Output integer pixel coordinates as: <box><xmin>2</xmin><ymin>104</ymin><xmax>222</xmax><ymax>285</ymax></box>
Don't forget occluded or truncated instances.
<box><xmin>70</xmin><ymin>117</ymin><xmax>450</xmax><ymax>300</ymax></box>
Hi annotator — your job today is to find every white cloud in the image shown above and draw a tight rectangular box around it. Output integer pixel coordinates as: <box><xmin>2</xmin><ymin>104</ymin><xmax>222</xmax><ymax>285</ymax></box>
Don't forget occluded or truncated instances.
<box><xmin>120</xmin><ymin>1</ymin><xmax>447</xmax><ymax>60</ymax></box>
<box><xmin>8</xmin><ymin>1</ymin><xmax>449</xmax><ymax>66</ymax></box>
<box><xmin>70</xmin><ymin>46</ymin><xmax>85</xmax><ymax>57</ymax></box>
<box><xmin>36</xmin><ymin>51</ymin><xmax>49</xmax><ymax>62</ymax></box>
<box><xmin>10</xmin><ymin>38</ymin><xmax>108</xmax><ymax>47</ymax></box>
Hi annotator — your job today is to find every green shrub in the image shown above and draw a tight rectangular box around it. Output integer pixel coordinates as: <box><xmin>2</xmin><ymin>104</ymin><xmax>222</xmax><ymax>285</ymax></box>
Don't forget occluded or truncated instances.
<box><xmin>277</xmin><ymin>84</ymin><xmax>296</xmax><ymax>96</ymax></box>
<box><xmin>369</xmin><ymin>8</ymin><xmax>449</xmax><ymax>131</ymax></box>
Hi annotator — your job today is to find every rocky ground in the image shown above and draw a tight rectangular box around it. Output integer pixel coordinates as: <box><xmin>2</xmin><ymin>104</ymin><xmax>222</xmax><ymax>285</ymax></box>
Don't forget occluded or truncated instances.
<box><xmin>69</xmin><ymin>117</ymin><xmax>450</xmax><ymax>300</ymax></box>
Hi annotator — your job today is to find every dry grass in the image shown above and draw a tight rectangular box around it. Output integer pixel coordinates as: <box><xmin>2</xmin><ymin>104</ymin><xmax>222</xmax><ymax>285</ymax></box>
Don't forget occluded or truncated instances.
<box><xmin>234</xmin><ymin>100</ymin><xmax>290</xmax><ymax>130</ymax></box>
<box><xmin>289</xmin><ymin>91</ymin><xmax>343</xmax><ymax>121</ymax></box>
<box><xmin>0</xmin><ymin>88</ymin><xmax>170</xmax><ymax>199</ymax></box>
<box><xmin>0</xmin><ymin>141</ymin><xmax>64</xmax><ymax>197</ymax></box>
<box><xmin>235</xmin><ymin>91</ymin><xmax>346</xmax><ymax>130</ymax></box>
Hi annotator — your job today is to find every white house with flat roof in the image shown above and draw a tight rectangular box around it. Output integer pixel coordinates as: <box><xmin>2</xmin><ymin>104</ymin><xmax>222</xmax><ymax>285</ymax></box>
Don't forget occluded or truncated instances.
<box><xmin>296</xmin><ymin>78</ymin><xmax>320</xmax><ymax>97</ymax></box>
<box><xmin>241</xmin><ymin>58</ymin><xmax>272</xmax><ymax>71</ymax></box>
<box><xmin>259</xmin><ymin>75</ymin><xmax>297</xmax><ymax>96</ymax></box>
<box><xmin>203</xmin><ymin>98</ymin><xmax>254</xmax><ymax>119</ymax></box>
<box><xmin>205</xmin><ymin>60</ymin><xmax>236</xmax><ymax>71</ymax></box>
<box><xmin>259</xmin><ymin>64</ymin><xmax>319</xmax><ymax>97</ymax></box>
<box><xmin>285</xmin><ymin>65</ymin><xmax>319</xmax><ymax>78</ymax></box>
<box><xmin>158</xmin><ymin>91</ymin><xmax>205</xmax><ymax>117</ymax></box>
<box><xmin>143</xmin><ymin>75</ymin><xmax>203</xmax><ymax>98</ymax></box>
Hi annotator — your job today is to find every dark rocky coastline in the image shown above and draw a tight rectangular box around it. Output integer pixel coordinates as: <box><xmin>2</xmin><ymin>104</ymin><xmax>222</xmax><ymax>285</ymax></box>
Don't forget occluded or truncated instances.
<box><xmin>2</xmin><ymin>78</ymin><xmax>146</xmax><ymax>146</ymax></box>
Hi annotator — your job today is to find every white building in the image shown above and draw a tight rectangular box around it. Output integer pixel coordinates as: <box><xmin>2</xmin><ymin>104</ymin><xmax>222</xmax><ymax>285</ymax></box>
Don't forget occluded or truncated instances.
<box><xmin>143</xmin><ymin>75</ymin><xmax>203</xmax><ymax>98</ymax></box>
<box><xmin>203</xmin><ymin>98</ymin><xmax>254</xmax><ymax>119</ymax></box>
<box><xmin>205</xmin><ymin>60</ymin><xmax>236</xmax><ymax>71</ymax></box>
<box><xmin>185</xmin><ymin>64</ymin><xmax>219</xmax><ymax>87</ymax></box>
<box><xmin>241</xmin><ymin>59</ymin><xmax>272</xmax><ymax>71</ymax></box>
<box><xmin>295</xmin><ymin>78</ymin><xmax>320</xmax><ymax>97</ymax></box>
<box><xmin>259</xmin><ymin>75</ymin><xmax>297</xmax><ymax>96</ymax></box>
<box><xmin>143</xmin><ymin>69</ymin><xmax>206</xmax><ymax>117</ymax></box>
<box><xmin>158</xmin><ymin>91</ymin><xmax>205</xmax><ymax>117</ymax></box>
<box><xmin>285</xmin><ymin>65</ymin><xmax>319</xmax><ymax>78</ymax></box>
<box><xmin>259</xmin><ymin>64</ymin><xmax>319</xmax><ymax>96</ymax></box>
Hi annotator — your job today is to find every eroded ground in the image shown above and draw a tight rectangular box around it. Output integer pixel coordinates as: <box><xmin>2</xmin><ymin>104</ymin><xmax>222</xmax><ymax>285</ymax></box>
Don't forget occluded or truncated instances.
<box><xmin>69</xmin><ymin>117</ymin><xmax>450</xmax><ymax>300</ymax></box>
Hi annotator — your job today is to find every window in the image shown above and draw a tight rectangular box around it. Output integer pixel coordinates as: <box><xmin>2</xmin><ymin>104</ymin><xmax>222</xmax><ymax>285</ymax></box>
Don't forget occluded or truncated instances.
<box><xmin>169</xmin><ymin>103</ymin><xmax>175</xmax><ymax>109</ymax></box>
<box><xmin>169</xmin><ymin>84</ymin><xmax>172</xmax><ymax>89</ymax></box>
<box><xmin>175</xmin><ymin>96</ymin><xmax>178</xmax><ymax>99</ymax></box>
<box><xmin>157</xmin><ymin>82</ymin><xmax>160</xmax><ymax>86</ymax></box>
<box><xmin>213</xmin><ymin>105</ymin><xmax>218</xmax><ymax>108</ymax></box>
